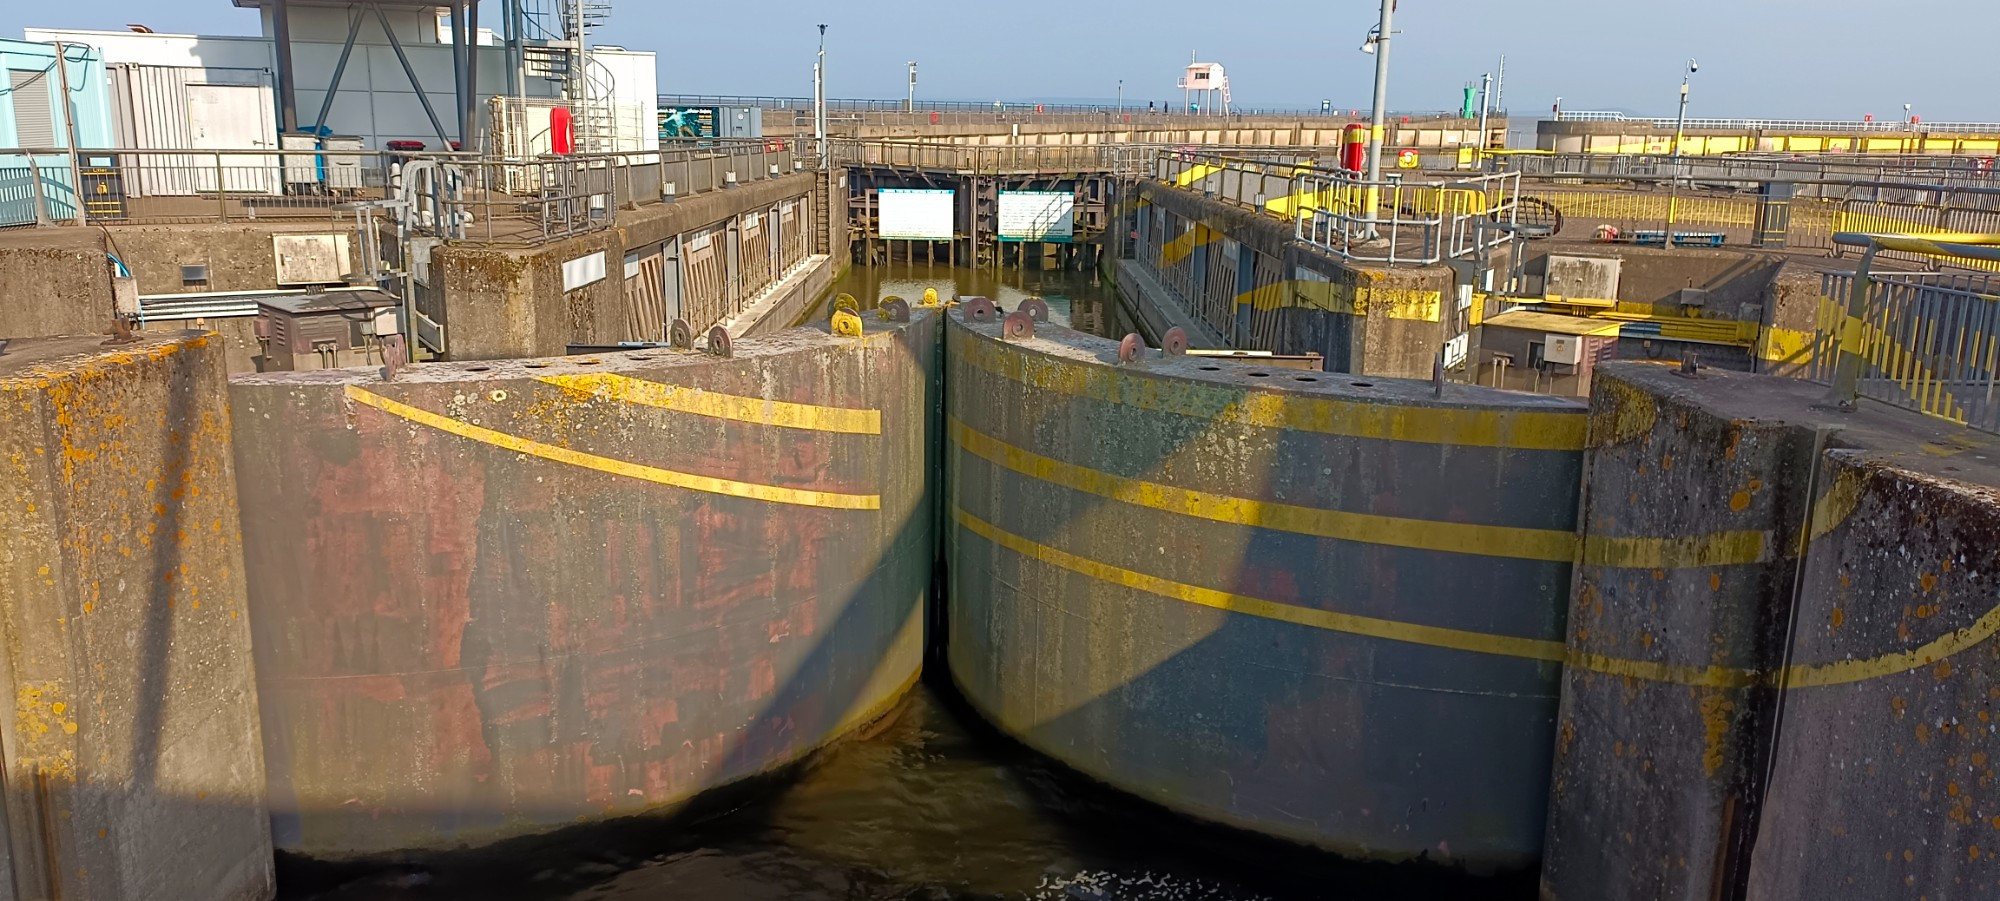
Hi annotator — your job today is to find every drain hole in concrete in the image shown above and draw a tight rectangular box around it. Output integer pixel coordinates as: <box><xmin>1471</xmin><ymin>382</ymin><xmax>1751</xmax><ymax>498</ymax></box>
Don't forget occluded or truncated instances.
<box><xmin>1247</xmin><ymin>372</ymin><xmax>1270</xmax><ymax>378</ymax></box>
<box><xmin>1197</xmin><ymin>365</ymin><xmax>1222</xmax><ymax>371</ymax></box>
<box><xmin>579</xmin><ymin>359</ymin><xmax>603</xmax><ymax>365</ymax></box>
<box><xmin>1350</xmin><ymin>381</ymin><xmax>1374</xmax><ymax>388</ymax></box>
<box><xmin>1294</xmin><ymin>376</ymin><xmax>1318</xmax><ymax>382</ymax></box>
<box><xmin>525</xmin><ymin>362</ymin><xmax>551</xmax><ymax>369</ymax></box>
<box><xmin>627</xmin><ymin>355</ymin><xmax>655</xmax><ymax>361</ymax></box>
<box><xmin>465</xmin><ymin>366</ymin><xmax>491</xmax><ymax>372</ymax></box>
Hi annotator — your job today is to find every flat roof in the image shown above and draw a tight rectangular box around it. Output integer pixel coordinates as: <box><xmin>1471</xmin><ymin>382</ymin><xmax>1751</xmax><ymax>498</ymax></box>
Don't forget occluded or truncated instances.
<box><xmin>1483</xmin><ymin>310</ymin><xmax>1622</xmax><ymax>337</ymax></box>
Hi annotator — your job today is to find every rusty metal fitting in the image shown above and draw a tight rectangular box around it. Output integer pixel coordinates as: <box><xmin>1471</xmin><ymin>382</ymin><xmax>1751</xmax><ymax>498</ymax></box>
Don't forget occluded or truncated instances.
<box><xmin>705</xmin><ymin>326</ymin><xmax>733</xmax><ymax>358</ymax></box>
<box><xmin>878</xmin><ymin>298</ymin><xmax>911</xmax><ymax>322</ymax></box>
<box><xmin>1118</xmin><ymin>333</ymin><xmax>1145</xmax><ymax>364</ymax></box>
<box><xmin>961</xmin><ymin>297</ymin><xmax>998</xmax><ymax>323</ymax></box>
<box><xmin>1162</xmin><ymin>327</ymin><xmax>1189</xmax><ymax>357</ymax></box>
<box><xmin>832</xmin><ymin>308</ymin><xmax>865</xmax><ymax>337</ymax></box>
<box><xmin>1018</xmin><ymin>297</ymin><xmax>1050</xmax><ymax>322</ymax></box>
<box><xmin>1001</xmin><ymin>311</ymin><xmax>1035</xmax><ymax>341</ymax></box>
<box><xmin>669</xmin><ymin>318</ymin><xmax>694</xmax><ymax>349</ymax></box>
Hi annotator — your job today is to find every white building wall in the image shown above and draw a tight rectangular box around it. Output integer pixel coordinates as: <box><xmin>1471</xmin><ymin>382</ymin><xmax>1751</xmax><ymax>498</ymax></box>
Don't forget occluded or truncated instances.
<box><xmin>25</xmin><ymin>21</ymin><xmax>557</xmax><ymax>150</ymax></box>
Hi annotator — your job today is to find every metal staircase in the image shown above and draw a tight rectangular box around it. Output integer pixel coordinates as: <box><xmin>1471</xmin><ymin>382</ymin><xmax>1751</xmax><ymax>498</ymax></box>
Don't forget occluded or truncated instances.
<box><xmin>518</xmin><ymin>0</ymin><xmax>621</xmax><ymax>153</ymax></box>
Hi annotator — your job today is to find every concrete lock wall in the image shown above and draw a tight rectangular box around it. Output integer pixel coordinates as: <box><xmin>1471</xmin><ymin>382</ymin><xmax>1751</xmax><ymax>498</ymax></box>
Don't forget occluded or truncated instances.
<box><xmin>0</xmin><ymin>333</ymin><xmax>273</xmax><ymax>900</ymax></box>
<box><xmin>1543</xmin><ymin>362</ymin><xmax>2000</xmax><ymax>901</ymax></box>
<box><xmin>229</xmin><ymin>310</ymin><xmax>938</xmax><ymax>856</ymax></box>
<box><xmin>1126</xmin><ymin>182</ymin><xmax>1451</xmax><ymax>379</ymax></box>
<box><xmin>943</xmin><ymin>314</ymin><xmax>1587</xmax><ymax>870</ymax></box>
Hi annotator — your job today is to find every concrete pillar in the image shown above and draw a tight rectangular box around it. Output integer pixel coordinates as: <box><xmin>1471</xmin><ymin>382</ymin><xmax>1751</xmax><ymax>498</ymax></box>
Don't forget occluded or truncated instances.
<box><xmin>0</xmin><ymin>333</ymin><xmax>272</xmax><ymax>901</ymax></box>
<box><xmin>1544</xmin><ymin>363</ymin><xmax>1825</xmax><ymax>901</ymax></box>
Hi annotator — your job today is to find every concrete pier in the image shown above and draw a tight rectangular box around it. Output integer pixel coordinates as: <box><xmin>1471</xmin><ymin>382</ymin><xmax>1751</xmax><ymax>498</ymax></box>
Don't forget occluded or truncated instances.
<box><xmin>0</xmin><ymin>332</ymin><xmax>272</xmax><ymax>901</ymax></box>
<box><xmin>1543</xmin><ymin>363</ymin><xmax>2000</xmax><ymax>901</ymax></box>
<box><xmin>230</xmin><ymin>311</ymin><xmax>938</xmax><ymax>856</ymax></box>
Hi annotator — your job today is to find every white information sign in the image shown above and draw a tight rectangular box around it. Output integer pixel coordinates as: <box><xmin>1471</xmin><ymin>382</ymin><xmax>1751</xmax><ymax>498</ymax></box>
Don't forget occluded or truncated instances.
<box><xmin>997</xmin><ymin>191</ymin><xmax>1075</xmax><ymax>242</ymax></box>
<box><xmin>877</xmin><ymin>188</ymin><xmax>956</xmax><ymax>240</ymax></box>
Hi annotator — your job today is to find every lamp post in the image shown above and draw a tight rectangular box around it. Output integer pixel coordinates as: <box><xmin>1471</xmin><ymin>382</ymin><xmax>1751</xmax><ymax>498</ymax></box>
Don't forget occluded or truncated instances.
<box><xmin>1117</xmin><ymin>79</ymin><xmax>1123</xmax><ymax>117</ymax></box>
<box><xmin>1360</xmin><ymin>0</ymin><xmax>1394</xmax><ymax>239</ymax></box>
<box><xmin>1661</xmin><ymin>58</ymin><xmax>1696</xmax><ymax>249</ymax></box>
<box><xmin>814</xmin><ymin>24</ymin><xmax>827</xmax><ymax>168</ymax></box>
<box><xmin>907</xmin><ymin>60</ymin><xmax>917</xmax><ymax>112</ymax></box>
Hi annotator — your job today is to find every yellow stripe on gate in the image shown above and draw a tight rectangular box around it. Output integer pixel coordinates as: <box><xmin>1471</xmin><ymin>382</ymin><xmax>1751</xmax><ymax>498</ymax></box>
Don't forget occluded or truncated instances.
<box><xmin>951</xmin><ymin>418</ymin><xmax>1576</xmax><ymax>562</ymax></box>
<box><xmin>536</xmin><ymin>372</ymin><xmax>882</xmax><ymax>434</ymax></box>
<box><xmin>954</xmin><ymin>507</ymin><xmax>1571</xmax><ymax>663</ymax></box>
<box><xmin>950</xmin><ymin>331</ymin><xmax>1588</xmax><ymax>451</ymax></box>
<box><xmin>344</xmin><ymin>385</ymin><xmax>880</xmax><ymax>510</ymax></box>
<box><xmin>960</xmin><ymin>504</ymin><xmax>2000</xmax><ymax>690</ymax></box>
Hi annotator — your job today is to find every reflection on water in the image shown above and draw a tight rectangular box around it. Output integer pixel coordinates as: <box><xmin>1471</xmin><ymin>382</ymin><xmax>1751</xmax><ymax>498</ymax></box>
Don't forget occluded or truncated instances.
<box><xmin>804</xmin><ymin>263</ymin><xmax>1133</xmax><ymax>339</ymax></box>
<box><xmin>282</xmin><ymin>680</ymin><xmax>1528</xmax><ymax>901</ymax></box>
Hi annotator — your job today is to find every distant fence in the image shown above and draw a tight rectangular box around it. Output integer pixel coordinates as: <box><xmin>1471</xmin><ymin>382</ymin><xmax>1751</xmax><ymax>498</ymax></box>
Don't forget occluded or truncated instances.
<box><xmin>663</xmin><ymin>94</ymin><xmax>1495</xmax><ymax>121</ymax></box>
<box><xmin>1555</xmin><ymin>110</ymin><xmax>2000</xmax><ymax>134</ymax></box>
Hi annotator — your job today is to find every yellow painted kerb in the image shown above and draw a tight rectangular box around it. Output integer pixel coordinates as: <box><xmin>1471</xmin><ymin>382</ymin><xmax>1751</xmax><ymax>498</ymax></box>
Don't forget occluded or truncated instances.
<box><xmin>345</xmin><ymin>385</ymin><xmax>880</xmax><ymax>510</ymax></box>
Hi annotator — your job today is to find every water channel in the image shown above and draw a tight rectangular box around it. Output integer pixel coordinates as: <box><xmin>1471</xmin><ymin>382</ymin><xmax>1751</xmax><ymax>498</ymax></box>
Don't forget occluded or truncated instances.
<box><xmin>278</xmin><ymin>265</ymin><xmax>1532</xmax><ymax>901</ymax></box>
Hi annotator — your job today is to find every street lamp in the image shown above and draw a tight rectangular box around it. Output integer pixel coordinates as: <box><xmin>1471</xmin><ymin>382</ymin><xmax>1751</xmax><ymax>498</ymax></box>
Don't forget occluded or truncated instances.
<box><xmin>1360</xmin><ymin>0</ymin><xmax>1394</xmax><ymax>239</ymax></box>
<box><xmin>907</xmin><ymin>60</ymin><xmax>917</xmax><ymax>112</ymax></box>
<box><xmin>1117</xmin><ymin>78</ymin><xmax>1123</xmax><ymax>116</ymax></box>
<box><xmin>1661</xmin><ymin>58</ymin><xmax>1696</xmax><ymax>248</ymax></box>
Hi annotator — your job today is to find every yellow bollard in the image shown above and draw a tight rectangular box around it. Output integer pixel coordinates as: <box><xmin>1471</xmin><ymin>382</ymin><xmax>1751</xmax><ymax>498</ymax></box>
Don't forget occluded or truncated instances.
<box><xmin>920</xmin><ymin>287</ymin><xmax>940</xmax><ymax>307</ymax></box>
<box><xmin>831</xmin><ymin>308</ymin><xmax>864</xmax><ymax>337</ymax></box>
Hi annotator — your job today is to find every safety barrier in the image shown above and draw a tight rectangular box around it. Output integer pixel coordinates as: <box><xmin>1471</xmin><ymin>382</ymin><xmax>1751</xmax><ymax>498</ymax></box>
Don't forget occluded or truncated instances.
<box><xmin>1810</xmin><ymin>267</ymin><xmax>2000</xmax><ymax>432</ymax></box>
<box><xmin>1154</xmin><ymin>152</ymin><xmax>1521</xmax><ymax>267</ymax></box>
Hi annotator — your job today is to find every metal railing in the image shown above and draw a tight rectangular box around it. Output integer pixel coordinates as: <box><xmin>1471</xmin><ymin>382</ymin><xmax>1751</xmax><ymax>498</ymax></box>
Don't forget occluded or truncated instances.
<box><xmin>2</xmin><ymin>147</ymin><xmax>407</xmax><ymax>227</ymax></box>
<box><xmin>1</xmin><ymin>139</ymin><xmax>800</xmax><ymax>244</ymax></box>
<box><xmin>1810</xmin><ymin>234</ymin><xmax>2000</xmax><ymax>433</ymax></box>
<box><xmin>1154</xmin><ymin>152</ymin><xmax>1521</xmax><ymax>267</ymax></box>
<box><xmin>1556</xmin><ymin>110</ymin><xmax>2000</xmax><ymax>134</ymax></box>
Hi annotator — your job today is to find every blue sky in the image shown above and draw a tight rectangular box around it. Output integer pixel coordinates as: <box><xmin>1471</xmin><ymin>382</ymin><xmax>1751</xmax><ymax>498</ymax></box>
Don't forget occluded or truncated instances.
<box><xmin>9</xmin><ymin>1</ymin><xmax>1989</xmax><ymax>120</ymax></box>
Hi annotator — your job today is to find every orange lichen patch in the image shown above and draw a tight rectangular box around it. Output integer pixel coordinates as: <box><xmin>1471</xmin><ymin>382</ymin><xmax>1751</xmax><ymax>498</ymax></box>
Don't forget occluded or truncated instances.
<box><xmin>1917</xmin><ymin>722</ymin><xmax>1933</xmax><ymax>746</ymax></box>
<box><xmin>1921</xmin><ymin>572</ymin><xmax>1939</xmax><ymax>593</ymax></box>
<box><xmin>1710</xmin><ymin>573</ymin><xmax>1723</xmax><ymax>591</ymax></box>
<box><xmin>1936</xmin><ymin>660</ymin><xmax>1955</xmax><ymax>681</ymax></box>
<box><xmin>1699</xmin><ymin>692</ymin><xmax>1736</xmax><ymax>778</ymax></box>
<box><xmin>1892</xmin><ymin>696</ymin><xmax>1908</xmax><ymax>718</ymax></box>
<box><xmin>1831</xmin><ymin>607</ymin><xmax>1846</xmax><ymax>629</ymax></box>
<box><xmin>1729</xmin><ymin>491</ymin><xmax>1752</xmax><ymax>512</ymax></box>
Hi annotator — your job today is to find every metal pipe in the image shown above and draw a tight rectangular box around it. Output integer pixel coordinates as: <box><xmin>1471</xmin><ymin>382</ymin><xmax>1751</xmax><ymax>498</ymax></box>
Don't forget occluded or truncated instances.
<box><xmin>1362</xmin><ymin>0</ymin><xmax>1393</xmax><ymax>238</ymax></box>
<box><xmin>450</xmin><ymin>0</ymin><xmax>469</xmax><ymax>149</ymax></box>
<box><xmin>375</xmin><ymin>5</ymin><xmax>455</xmax><ymax>150</ymax></box>
<box><xmin>49</xmin><ymin>42</ymin><xmax>83</xmax><ymax>223</ymax></box>
<box><xmin>464</xmin><ymin>0</ymin><xmax>481</xmax><ymax>152</ymax></box>
<box><xmin>312</xmin><ymin>7</ymin><xmax>367</xmax><ymax>132</ymax></box>
<box><xmin>272</xmin><ymin>0</ymin><xmax>299</xmax><ymax>133</ymax></box>
<box><xmin>815</xmin><ymin>25</ymin><xmax>827</xmax><ymax>168</ymax></box>
<box><xmin>1475</xmin><ymin>72</ymin><xmax>1492</xmax><ymax>166</ymax></box>
<box><xmin>502</xmin><ymin>0</ymin><xmax>520</xmax><ymax>99</ymax></box>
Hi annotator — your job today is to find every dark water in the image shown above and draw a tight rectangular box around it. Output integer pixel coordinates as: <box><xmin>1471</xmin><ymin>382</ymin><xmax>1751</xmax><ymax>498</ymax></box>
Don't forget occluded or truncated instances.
<box><xmin>283</xmin><ymin>679</ymin><xmax>1528</xmax><ymax>901</ymax></box>
<box><xmin>804</xmin><ymin>263</ymin><xmax>1135</xmax><ymax>339</ymax></box>
<box><xmin>280</xmin><ymin>266</ymin><xmax>1531</xmax><ymax>901</ymax></box>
